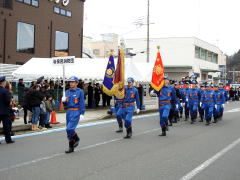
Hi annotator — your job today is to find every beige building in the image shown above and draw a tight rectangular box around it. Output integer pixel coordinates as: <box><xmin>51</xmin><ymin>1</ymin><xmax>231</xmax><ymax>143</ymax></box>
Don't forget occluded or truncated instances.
<box><xmin>83</xmin><ymin>33</ymin><xmax>119</xmax><ymax>58</ymax></box>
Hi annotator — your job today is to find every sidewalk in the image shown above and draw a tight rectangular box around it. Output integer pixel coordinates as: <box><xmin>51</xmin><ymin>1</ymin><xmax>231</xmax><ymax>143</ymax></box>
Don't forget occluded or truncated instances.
<box><xmin>0</xmin><ymin>102</ymin><xmax>158</xmax><ymax>134</ymax></box>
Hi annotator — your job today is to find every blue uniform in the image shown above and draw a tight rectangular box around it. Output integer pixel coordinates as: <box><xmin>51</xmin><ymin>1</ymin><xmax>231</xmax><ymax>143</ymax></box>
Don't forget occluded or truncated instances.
<box><xmin>219</xmin><ymin>88</ymin><xmax>228</xmax><ymax>117</ymax></box>
<box><xmin>213</xmin><ymin>90</ymin><xmax>225</xmax><ymax>120</ymax></box>
<box><xmin>186</xmin><ymin>88</ymin><xmax>201</xmax><ymax>122</ymax></box>
<box><xmin>157</xmin><ymin>85</ymin><xmax>177</xmax><ymax>128</ymax></box>
<box><xmin>0</xmin><ymin>86</ymin><xmax>13</xmax><ymax>143</ymax></box>
<box><xmin>198</xmin><ymin>89</ymin><xmax>205</xmax><ymax>121</ymax></box>
<box><xmin>182</xmin><ymin>88</ymin><xmax>190</xmax><ymax>119</ymax></box>
<box><xmin>122</xmin><ymin>86</ymin><xmax>140</xmax><ymax>128</ymax></box>
<box><xmin>63</xmin><ymin>88</ymin><xmax>85</xmax><ymax>141</ymax></box>
<box><xmin>201</xmin><ymin>89</ymin><xmax>216</xmax><ymax>123</ymax></box>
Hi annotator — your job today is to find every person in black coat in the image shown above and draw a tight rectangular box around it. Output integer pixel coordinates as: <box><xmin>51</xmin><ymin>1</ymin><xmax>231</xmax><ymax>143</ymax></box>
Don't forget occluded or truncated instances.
<box><xmin>17</xmin><ymin>78</ymin><xmax>25</xmax><ymax>105</ymax></box>
<box><xmin>88</xmin><ymin>82</ymin><xmax>93</xmax><ymax>108</ymax></box>
<box><xmin>28</xmin><ymin>85</ymin><xmax>44</xmax><ymax>131</ymax></box>
<box><xmin>0</xmin><ymin>76</ymin><xmax>14</xmax><ymax>144</ymax></box>
<box><xmin>94</xmin><ymin>83</ymin><xmax>101</xmax><ymax>108</ymax></box>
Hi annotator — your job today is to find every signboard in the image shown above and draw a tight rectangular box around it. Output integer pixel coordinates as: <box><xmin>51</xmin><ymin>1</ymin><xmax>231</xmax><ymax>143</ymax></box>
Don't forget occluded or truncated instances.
<box><xmin>52</xmin><ymin>56</ymin><xmax>75</xmax><ymax>65</ymax></box>
<box><xmin>52</xmin><ymin>56</ymin><xmax>75</xmax><ymax>97</ymax></box>
<box><xmin>49</xmin><ymin>0</ymin><xmax>70</xmax><ymax>6</ymax></box>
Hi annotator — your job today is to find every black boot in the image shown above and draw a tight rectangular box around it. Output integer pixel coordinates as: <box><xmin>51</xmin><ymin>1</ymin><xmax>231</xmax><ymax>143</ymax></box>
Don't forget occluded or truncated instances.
<box><xmin>45</xmin><ymin>124</ymin><xmax>52</xmax><ymax>128</ymax></box>
<box><xmin>65</xmin><ymin>141</ymin><xmax>74</xmax><ymax>153</ymax></box>
<box><xmin>213</xmin><ymin>117</ymin><xmax>218</xmax><ymax>123</ymax></box>
<box><xmin>124</xmin><ymin>127</ymin><xmax>132</xmax><ymax>139</ymax></box>
<box><xmin>73</xmin><ymin>134</ymin><xmax>80</xmax><ymax>148</ymax></box>
<box><xmin>205</xmin><ymin>119</ymin><xmax>210</xmax><ymax>126</ymax></box>
<box><xmin>199</xmin><ymin>115</ymin><xmax>203</xmax><ymax>122</ymax></box>
<box><xmin>159</xmin><ymin>127</ymin><xmax>166</xmax><ymax>136</ymax></box>
<box><xmin>116</xmin><ymin>121</ymin><xmax>123</xmax><ymax>133</ymax></box>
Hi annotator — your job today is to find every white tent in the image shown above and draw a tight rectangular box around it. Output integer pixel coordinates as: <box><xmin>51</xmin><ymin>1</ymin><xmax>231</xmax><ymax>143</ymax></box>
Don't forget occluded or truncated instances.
<box><xmin>12</xmin><ymin>58</ymin><xmax>154</xmax><ymax>82</ymax></box>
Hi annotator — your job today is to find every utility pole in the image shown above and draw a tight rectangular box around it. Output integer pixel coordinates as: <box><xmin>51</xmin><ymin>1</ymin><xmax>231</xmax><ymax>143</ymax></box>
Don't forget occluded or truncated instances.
<box><xmin>147</xmin><ymin>0</ymin><xmax>150</xmax><ymax>63</ymax></box>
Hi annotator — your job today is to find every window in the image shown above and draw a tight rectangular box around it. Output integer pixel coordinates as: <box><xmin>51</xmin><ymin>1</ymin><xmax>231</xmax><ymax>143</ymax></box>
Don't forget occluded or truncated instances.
<box><xmin>195</xmin><ymin>46</ymin><xmax>200</xmax><ymax>58</ymax></box>
<box><xmin>66</xmin><ymin>11</ymin><xmax>72</xmax><ymax>17</ymax></box>
<box><xmin>17</xmin><ymin>22</ymin><xmax>35</xmax><ymax>54</ymax></box>
<box><xmin>53</xmin><ymin>6</ymin><xmax>72</xmax><ymax>18</ymax></box>
<box><xmin>23</xmin><ymin>0</ymin><xmax>30</xmax><ymax>4</ymax></box>
<box><xmin>213</xmin><ymin>54</ymin><xmax>218</xmax><ymax>64</ymax></box>
<box><xmin>16</xmin><ymin>0</ymin><xmax>39</xmax><ymax>7</ymax></box>
<box><xmin>201</xmin><ymin>49</ymin><xmax>206</xmax><ymax>60</ymax></box>
<box><xmin>93</xmin><ymin>49</ymin><xmax>100</xmax><ymax>56</ymax></box>
<box><xmin>207</xmin><ymin>51</ymin><xmax>212</xmax><ymax>62</ymax></box>
<box><xmin>60</xmin><ymin>9</ymin><xmax>66</xmax><ymax>15</ymax></box>
<box><xmin>0</xmin><ymin>0</ymin><xmax>13</xmax><ymax>9</ymax></box>
<box><xmin>31</xmin><ymin>0</ymin><xmax>38</xmax><ymax>7</ymax></box>
<box><xmin>54</xmin><ymin>7</ymin><xmax>60</xmax><ymax>14</ymax></box>
<box><xmin>55</xmin><ymin>31</ymin><xmax>69</xmax><ymax>57</ymax></box>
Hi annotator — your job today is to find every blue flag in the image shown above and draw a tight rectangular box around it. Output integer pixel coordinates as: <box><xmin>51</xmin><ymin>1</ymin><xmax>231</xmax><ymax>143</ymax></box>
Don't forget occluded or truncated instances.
<box><xmin>103</xmin><ymin>55</ymin><xmax>115</xmax><ymax>96</ymax></box>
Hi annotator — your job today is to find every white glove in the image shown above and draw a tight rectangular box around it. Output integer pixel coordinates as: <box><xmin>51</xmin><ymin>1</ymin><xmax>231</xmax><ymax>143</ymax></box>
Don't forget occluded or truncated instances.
<box><xmin>80</xmin><ymin>115</ymin><xmax>84</xmax><ymax>121</ymax></box>
<box><xmin>200</xmin><ymin>102</ymin><xmax>202</xmax><ymax>107</ymax></box>
<box><xmin>222</xmin><ymin>104</ymin><xmax>225</xmax><ymax>108</ymax></box>
<box><xmin>176</xmin><ymin>104</ymin><xmax>179</xmax><ymax>109</ymax></box>
<box><xmin>186</xmin><ymin>99</ymin><xmax>188</xmax><ymax>102</ymax></box>
<box><xmin>150</xmin><ymin>90</ymin><xmax>156</xmax><ymax>97</ymax></box>
<box><xmin>215</xmin><ymin>104</ymin><xmax>217</xmax><ymax>109</ymax></box>
<box><xmin>136</xmin><ymin>109</ymin><xmax>140</xmax><ymax>114</ymax></box>
<box><xmin>61</xmin><ymin>96</ymin><xmax>67</xmax><ymax>102</ymax></box>
<box><xmin>180</xmin><ymin>103</ymin><xmax>183</xmax><ymax>107</ymax></box>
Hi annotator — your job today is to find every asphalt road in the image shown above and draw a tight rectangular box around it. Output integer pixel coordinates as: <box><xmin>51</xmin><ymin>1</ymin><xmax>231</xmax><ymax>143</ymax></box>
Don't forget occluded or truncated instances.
<box><xmin>0</xmin><ymin>102</ymin><xmax>240</xmax><ymax>180</ymax></box>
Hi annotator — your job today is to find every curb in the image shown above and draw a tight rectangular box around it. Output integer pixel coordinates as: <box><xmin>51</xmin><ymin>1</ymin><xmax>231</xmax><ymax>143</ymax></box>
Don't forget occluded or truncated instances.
<box><xmin>0</xmin><ymin>108</ymin><xmax>158</xmax><ymax>134</ymax></box>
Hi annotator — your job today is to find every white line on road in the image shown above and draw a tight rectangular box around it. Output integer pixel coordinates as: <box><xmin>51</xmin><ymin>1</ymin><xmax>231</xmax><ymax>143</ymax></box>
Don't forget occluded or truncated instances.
<box><xmin>0</xmin><ymin>113</ymin><xmax>159</xmax><ymax>141</ymax></box>
<box><xmin>0</xmin><ymin>127</ymin><xmax>161</xmax><ymax>173</ymax></box>
<box><xmin>179</xmin><ymin>137</ymin><xmax>240</xmax><ymax>180</ymax></box>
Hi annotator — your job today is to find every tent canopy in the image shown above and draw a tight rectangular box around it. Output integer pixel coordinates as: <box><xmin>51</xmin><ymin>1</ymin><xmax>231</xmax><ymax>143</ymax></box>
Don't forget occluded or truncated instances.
<box><xmin>12</xmin><ymin>58</ymin><xmax>154</xmax><ymax>82</ymax></box>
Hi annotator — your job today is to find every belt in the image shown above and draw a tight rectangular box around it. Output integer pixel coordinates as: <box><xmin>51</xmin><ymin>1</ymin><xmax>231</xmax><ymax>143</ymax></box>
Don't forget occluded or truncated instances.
<box><xmin>190</xmin><ymin>98</ymin><xmax>198</xmax><ymax>99</ymax></box>
<box><xmin>123</xmin><ymin>102</ymin><xmax>134</xmax><ymax>108</ymax></box>
<box><xmin>159</xmin><ymin>100</ymin><xmax>170</xmax><ymax>106</ymax></box>
<box><xmin>67</xmin><ymin>108</ymin><xmax>80</xmax><ymax>111</ymax></box>
<box><xmin>203</xmin><ymin>101</ymin><xmax>213</xmax><ymax>103</ymax></box>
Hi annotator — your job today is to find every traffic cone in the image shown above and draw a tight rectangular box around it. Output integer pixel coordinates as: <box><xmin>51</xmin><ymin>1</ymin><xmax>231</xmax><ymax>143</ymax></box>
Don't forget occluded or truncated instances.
<box><xmin>50</xmin><ymin>111</ymin><xmax>60</xmax><ymax>124</ymax></box>
<box><xmin>59</xmin><ymin>100</ymin><xmax>64</xmax><ymax>111</ymax></box>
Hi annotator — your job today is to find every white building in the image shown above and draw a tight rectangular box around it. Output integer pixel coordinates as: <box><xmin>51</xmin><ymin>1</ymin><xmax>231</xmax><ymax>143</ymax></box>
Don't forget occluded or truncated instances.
<box><xmin>125</xmin><ymin>37</ymin><xmax>226</xmax><ymax>83</ymax></box>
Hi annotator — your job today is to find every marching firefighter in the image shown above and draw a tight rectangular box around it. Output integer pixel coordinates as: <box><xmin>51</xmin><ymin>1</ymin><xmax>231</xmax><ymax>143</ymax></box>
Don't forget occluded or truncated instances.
<box><xmin>213</xmin><ymin>85</ymin><xmax>225</xmax><ymax>123</ymax></box>
<box><xmin>218</xmin><ymin>82</ymin><xmax>228</xmax><ymax>120</ymax></box>
<box><xmin>62</xmin><ymin>76</ymin><xmax>85</xmax><ymax>153</ymax></box>
<box><xmin>114</xmin><ymin>96</ymin><xmax>124</xmax><ymax>133</ymax></box>
<box><xmin>186</xmin><ymin>80</ymin><xmax>201</xmax><ymax>124</ymax></box>
<box><xmin>198</xmin><ymin>84</ymin><xmax>205</xmax><ymax>122</ymax></box>
<box><xmin>151</xmin><ymin>75</ymin><xmax>177</xmax><ymax>136</ymax></box>
<box><xmin>122</xmin><ymin>77</ymin><xmax>140</xmax><ymax>139</ymax></box>
<box><xmin>182</xmin><ymin>82</ymin><xmax>190</xmax><ymax>120</ymax></box>
<box><xmin>200</xmin><ymin>84</ymin><xmax>216</xmax><ymax>125</ymax></box>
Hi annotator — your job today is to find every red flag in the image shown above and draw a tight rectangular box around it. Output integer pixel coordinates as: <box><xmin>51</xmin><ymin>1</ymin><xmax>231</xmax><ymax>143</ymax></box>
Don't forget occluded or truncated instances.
<box><xmin>112</xmin><ymin>49</ymin><xmax>125</xmax><ymax>98</ymax></box>
<box><xmin>151</xmin><ymin>49</ymin><xmax>165</xmax><ymax>91</ymax></box>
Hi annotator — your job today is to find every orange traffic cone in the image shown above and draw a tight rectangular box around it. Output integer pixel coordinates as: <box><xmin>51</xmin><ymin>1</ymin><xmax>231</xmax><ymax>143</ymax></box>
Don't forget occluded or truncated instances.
<box><xmin>50</xmin><ymin>111</ymin><xmax>60</xmax><ymax>124</ymax></box>
<box><xmin>59</xmin><ymin>100</ymin><xmax>64</xmax><ymax>111</ymax></box>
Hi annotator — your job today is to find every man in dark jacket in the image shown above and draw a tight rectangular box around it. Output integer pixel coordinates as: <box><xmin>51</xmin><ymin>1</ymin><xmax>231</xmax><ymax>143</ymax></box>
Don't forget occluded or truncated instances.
<box><xmin>88</xmin><ymin>82</ymin><xmax>93</xmax><ymax>108</ymax></box>
<box><xmin>0</xmin><ymin>76</ymin><xmax>14</xmax><ymax>144</ymax></box>
<box><xmin>18</xmin><ymin>78</ymin><xmax>25</xmax><ymax>105</ymax></box>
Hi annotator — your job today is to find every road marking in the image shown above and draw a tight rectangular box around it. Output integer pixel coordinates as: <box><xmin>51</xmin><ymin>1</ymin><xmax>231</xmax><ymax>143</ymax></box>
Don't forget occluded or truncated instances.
<box><xmin>0</xmin><ymin>113</ymin><xmax>159</xmax><ymax>141</ymax></box>
<box><xmin>225</xmin><ymin>108</ymin><xmax>240</xmax><ymax>113</ymax></box>
<box><xmin>179</xmin><ymin>137</ymin><xmax>240</xmax><ymax>180</ymax></box>
<box><xmin>0</xmin><ymin>127</ymin><xmax>161</xmax><ymax>173</ymax></box>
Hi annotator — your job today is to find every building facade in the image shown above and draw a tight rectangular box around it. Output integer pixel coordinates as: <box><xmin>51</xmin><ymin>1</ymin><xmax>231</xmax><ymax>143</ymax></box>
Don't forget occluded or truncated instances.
<box><xmin>125</xmin><ymin>37</ymin><xmax>226</xmax><ymax>83</ymax></box>
<box><xmin>0</xmin><ymin>0</ymin><xmax>85</xmax><ymax>64</ymax></box>
<box><xmin>83</xmin><ymin>33</ymin><xmax>119</xmax><ymax>58</ymax></box>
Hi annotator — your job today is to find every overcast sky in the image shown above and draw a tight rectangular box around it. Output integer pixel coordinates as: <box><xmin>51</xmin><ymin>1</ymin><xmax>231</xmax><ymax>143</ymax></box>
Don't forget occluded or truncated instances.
<box><xmin>84</xmin><ymin>0</ymin><xmax>240</xmax><ymax>56</ymax></box>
